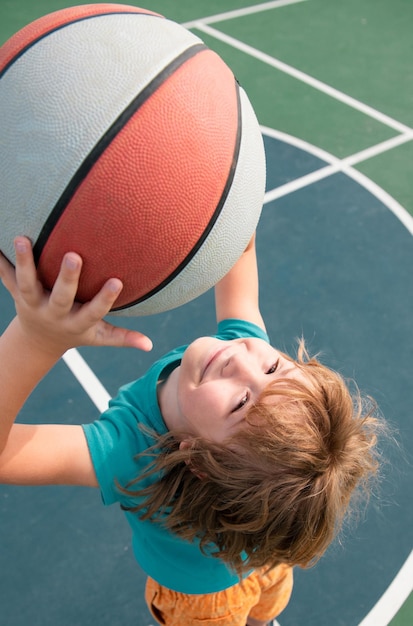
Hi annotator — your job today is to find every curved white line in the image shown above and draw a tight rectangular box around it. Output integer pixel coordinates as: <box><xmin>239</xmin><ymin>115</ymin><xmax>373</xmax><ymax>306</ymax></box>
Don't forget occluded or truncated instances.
<box><xmin>358</xmin><ymin>551</ymin><xmax>413</xmax><ymax>626</ymax></box>
<box><xmin>261</xmin><ymin>127</ymin><xmax>413</xmax><ymax>626</ymax></box>
<box><xmin>261</xmin><ymin>125</ymin><xmax>342</xmax><ymax>164</ymax></box>
<box><xmin>343</xmin><ymin>167</ymin><xmax>413</xmax><ymax>235</ymax></box>
<box><xmin>261</xmin><ymin>126</ymin><xmax>413</xmax><ymax>235</ymax></box>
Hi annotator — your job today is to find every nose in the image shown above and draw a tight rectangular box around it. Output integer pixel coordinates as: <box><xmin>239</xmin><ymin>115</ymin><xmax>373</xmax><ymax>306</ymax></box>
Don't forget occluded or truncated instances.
<box><xmin>222</xmin><ymin>348</ymin><xmax>258</xmax><ymax>381</ymax></box>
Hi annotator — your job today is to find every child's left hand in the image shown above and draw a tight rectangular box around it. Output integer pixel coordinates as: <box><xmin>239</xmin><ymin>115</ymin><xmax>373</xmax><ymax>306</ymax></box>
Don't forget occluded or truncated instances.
<box><xmin>0</xmin><ymin>237</ymin><xmax>153</xmax><ymax>357</ymax></box>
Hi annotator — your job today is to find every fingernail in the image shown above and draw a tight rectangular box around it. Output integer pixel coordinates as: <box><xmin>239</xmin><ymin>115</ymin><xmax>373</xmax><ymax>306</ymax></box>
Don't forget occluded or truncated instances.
<box><xmin>65</xmin><ymin>254</ymin><xmax>78</xmax><ymax>270</ymax></box>
<box><xmin>15</xmin><ymin>239</ymin><xmax>27</xmax><ymax>254</ymax></box>
<box><xmin>108</xmin><ymin>278</ymin><xmax>122</xmax><ymax>293</ymax></box>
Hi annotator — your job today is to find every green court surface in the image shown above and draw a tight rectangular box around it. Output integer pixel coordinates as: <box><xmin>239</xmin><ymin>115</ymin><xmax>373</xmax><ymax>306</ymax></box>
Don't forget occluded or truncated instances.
<box><xmin>1</xmin><ymin>1</ymin><xmax>412</xmax><ymax>625</ymax></box>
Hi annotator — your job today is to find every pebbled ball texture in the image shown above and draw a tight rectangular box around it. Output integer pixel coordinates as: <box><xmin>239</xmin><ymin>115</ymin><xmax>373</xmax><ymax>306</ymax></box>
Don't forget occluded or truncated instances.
<box><xmin>0</xmin><ymin>4</ymin><xmax>266</xmax><ymax>315</ymax></box>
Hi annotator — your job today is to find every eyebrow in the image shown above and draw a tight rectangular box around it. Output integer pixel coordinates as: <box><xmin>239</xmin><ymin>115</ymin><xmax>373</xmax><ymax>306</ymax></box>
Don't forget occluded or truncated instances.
<box><xmin>278</xmin><ymin>354</ymin><xmax>295</xmax><ymax>370</ymax></box>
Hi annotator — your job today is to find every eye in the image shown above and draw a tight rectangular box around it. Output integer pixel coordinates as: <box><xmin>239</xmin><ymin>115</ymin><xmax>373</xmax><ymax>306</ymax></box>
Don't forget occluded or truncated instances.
<box><xmin>232</xmin><ymin>392</ymin><xmax>249</xmax><ymax>412</ymax></box>
<box><xmin>266</xmin><ymin>358</ymin><xmax>280</xmax><ymax>375</ymax></box>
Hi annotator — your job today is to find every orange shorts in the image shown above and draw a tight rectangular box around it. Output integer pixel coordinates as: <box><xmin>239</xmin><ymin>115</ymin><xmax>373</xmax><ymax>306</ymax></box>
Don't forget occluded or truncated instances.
<box><xmin>145</xmin><ymin>564</ymin><xmax>293</xmax><ymax>626</ymax></box>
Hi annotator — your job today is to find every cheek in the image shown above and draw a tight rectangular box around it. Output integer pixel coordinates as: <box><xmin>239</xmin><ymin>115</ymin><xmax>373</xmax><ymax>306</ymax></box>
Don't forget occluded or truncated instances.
<box><xmin>183</xmin><ymin>336</ymin><xmax>217</xmax><ymax>365</ymax></box>
<box><xmin>188</xmin><ymin>388</ymin><xmax>214</xmax><ymax>417</ymax></box>
<box><xmin>181</xmin><ymin>386</ymin><xmax>224</xmax><ymax>427</ymax></box>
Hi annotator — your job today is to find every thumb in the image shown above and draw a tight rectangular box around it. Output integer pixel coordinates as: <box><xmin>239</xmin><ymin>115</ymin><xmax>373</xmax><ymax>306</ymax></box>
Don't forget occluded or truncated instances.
<box><xmin>94</xmin><ymin>321</ymin><xmax>153</xmax><ymax>351</ymax></box>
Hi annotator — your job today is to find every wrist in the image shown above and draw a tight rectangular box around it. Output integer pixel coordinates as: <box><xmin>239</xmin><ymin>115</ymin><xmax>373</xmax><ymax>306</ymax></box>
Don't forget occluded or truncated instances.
<box><xmin>6</xmin><ymin>317</ymin><xmax>65</xmax><ymax>364</ymax></box>
<box><xmin>0</xmin><ymin>317</ymin><xmax>64</xmax><ymax>453</ymax></box>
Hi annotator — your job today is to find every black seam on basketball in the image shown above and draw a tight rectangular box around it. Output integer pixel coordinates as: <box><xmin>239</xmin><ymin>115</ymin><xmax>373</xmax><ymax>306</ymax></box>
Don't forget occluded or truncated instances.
<box><xmin>0</xmin><ymin>11</ymin><xmax>164</xmax><ymax>79</ymax></box>
<box><xmin>32</xmin><ymin>42</ymin><xmax>208</xmax><ymax>265</ymax></box>
<box><xmin>112</xmin><ymin>80</ymin><xmax>242</xmax><ymax>311</ymax></box>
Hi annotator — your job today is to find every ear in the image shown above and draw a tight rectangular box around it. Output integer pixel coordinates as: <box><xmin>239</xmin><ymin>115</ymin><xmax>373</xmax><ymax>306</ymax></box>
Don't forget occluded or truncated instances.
<box><xmin>179</xmin><ymin>439</ymin><xmax>207</xmax><ymax>480</ymax></box>
<box><xmin>179</xmin><ymin>439</ymin><xmax>192</xmax><ymax>452</ymax></box>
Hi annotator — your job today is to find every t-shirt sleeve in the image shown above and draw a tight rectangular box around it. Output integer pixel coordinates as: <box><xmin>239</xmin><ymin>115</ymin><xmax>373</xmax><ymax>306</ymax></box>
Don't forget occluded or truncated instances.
<box><xmin>216</xmin><ymin>318</ymin><xmax>270</xmax><ymax>343</ymax></box>
<box><xmin>82</xmin><ymin>385</ymin><xmax>156</xmax><ymax>507</ymax></box>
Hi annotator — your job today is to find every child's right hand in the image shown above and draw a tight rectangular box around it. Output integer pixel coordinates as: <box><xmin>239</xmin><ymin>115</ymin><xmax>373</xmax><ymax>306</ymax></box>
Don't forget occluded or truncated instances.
<box><xmin>0</xmin><ymin>237</ymin><xmax>153</xmax><ymax>358</ymax></box>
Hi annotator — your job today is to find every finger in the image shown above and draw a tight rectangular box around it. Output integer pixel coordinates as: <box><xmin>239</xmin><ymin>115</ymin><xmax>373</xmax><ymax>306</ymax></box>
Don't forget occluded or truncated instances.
<box><xmin>76</xmin><ymin>277</ymin><xmax>124</xmax><ymax>326</ymax></box>
<box><xmin>123</xmin><ymin>330</ymin><xmax>153</xmax><ymax>352</ymax></box>
<box><xmin>13</xmin><ymin>237</ymin><xmax>44</xmax><ymax>306</ymax></box>
<box><xmin>48</xmin><ymin>252</ymin><xmax>83</xmax><ymax>314</ymax></box>
<box><xmin>95</xmin><ymin>321</ymin><xmax>153</xmax><ymax>351</ymax></box>
<box><xmin>74</xmin><ymin>279</ymin><xmax>153</xmax><ymax>351</ymax></box>
<box><xmin>0</xmin><ymin>250</ymin><xmax>18</xmax><ymax>297</ymax></box>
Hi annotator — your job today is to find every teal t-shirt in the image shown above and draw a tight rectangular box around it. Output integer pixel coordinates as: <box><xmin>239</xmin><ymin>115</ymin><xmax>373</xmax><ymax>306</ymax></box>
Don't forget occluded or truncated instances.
<box><xmin>82</xmin><ymin>318</ymin><xmax>269</xmax><ymax>594</ymax></box>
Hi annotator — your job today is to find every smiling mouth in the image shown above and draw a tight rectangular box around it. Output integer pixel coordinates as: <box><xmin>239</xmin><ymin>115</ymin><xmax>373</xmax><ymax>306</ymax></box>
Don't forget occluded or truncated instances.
<box><xmin>203</xmin><ymin>345</ymin><xmax>229</xmax><ymax>379</ymax></box>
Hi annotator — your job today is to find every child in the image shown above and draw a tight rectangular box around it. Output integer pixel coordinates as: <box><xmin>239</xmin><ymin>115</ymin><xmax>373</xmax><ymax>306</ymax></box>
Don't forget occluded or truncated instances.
<box><xmin>0</xmin><ymin>235</ymin><xmax>381</xmax><ymax>626</ymax></box>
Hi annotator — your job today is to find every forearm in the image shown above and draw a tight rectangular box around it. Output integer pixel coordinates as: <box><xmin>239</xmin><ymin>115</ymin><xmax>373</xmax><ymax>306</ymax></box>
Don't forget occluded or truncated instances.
<box><xmin>0</xmin><ymin>317</ymin><xmax>61</xmax><ymax>454</ymax></box>
<box><xmin>0</xmin><ymin>238</ymin><xmax>151</xmax><ymax>456</ymax></box>
<box><xmin>214</xmin><ymin>233</ymin><xmax>264</xmax><ymax>328</ymax></box>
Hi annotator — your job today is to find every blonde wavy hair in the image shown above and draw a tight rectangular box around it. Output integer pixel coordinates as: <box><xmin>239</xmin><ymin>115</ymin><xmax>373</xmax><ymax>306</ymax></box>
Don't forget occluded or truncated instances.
<box><xmin>119</xmin><ymin>341</ymin><xmax>383</xmax><ymax>576</ymax></box>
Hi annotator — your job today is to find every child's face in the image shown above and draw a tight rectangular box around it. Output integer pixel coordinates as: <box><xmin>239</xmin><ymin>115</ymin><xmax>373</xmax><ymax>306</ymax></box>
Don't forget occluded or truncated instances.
<box><xmin>159</xmin><ymin>337</ymin><xmax>307</xmax><ymax>442</ymax></box>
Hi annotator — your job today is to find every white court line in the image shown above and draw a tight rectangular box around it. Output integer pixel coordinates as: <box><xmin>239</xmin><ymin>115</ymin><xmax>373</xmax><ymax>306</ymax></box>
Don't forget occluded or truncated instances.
<box><xmin>261</xmin><ymin>131</ymin><xmax>413</xmax><ymax>626</ymax></box>
<box><xmin>343</xmin><ymin>167</ymin><xmax>413</xmax><ymax>236</ymax></box>
<box><xmin>193</xmin><ymin>23</ymin><xmax>412</xmax><ymax>135</ymax></box>
<box><xmin>62</xmin><ymin>348</ymin><xmax>111</xmax><ymax>413</ymax></box>
<box><xmin>358</xmin><ymin>551</ymin><xmax>413</xmax><ymax>626</ymax></box>
<box><xmin>264</xmin><ymin>162</ymin><xmax>339</xmax><ymax>204</ymax></box>
<box><xmin>343</xmin><ymin>132</ymin><xmax>413</xmax><ymax>168</ymax></box>
<box><xmin>182</xmin><ymin>0</ymin><xmax>308</xmax><ymax>29</ymax></box>
<box><xmin>261</xmin><ymin>127</ymin><xmax>413</xmax><ymax>626</ymax></box>
<box><xmin>262</xmin><ymin>126</ymin><xmax>413</xmax><ymax>235</ymax></box>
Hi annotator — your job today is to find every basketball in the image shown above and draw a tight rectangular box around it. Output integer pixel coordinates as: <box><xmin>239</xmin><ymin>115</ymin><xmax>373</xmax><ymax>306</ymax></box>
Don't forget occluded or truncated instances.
<box><xmin>0</xmin><ymin>3</ymin><xmax>265</xmax><ymax>316</ymax></box>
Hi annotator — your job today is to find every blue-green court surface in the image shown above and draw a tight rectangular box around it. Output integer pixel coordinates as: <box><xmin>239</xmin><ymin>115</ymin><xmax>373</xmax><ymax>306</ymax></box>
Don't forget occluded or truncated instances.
<box><xmin>1</xmin><ymin>1</ymin><xmax>412</xmax><ymax>625</ymax></box>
